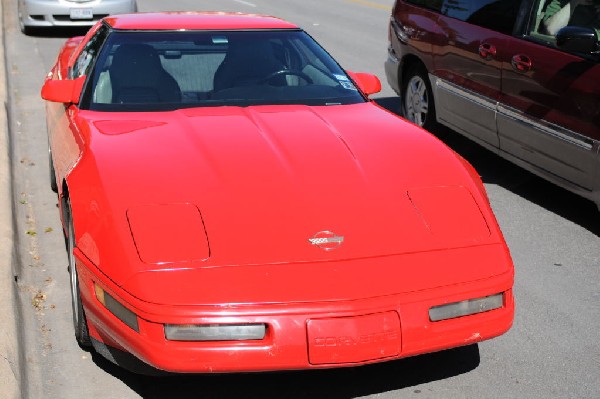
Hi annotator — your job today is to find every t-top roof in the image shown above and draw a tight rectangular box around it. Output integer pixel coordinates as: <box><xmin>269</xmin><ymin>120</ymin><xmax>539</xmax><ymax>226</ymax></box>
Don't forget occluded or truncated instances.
<box><xmin>104</xmin><ymin>12</ymin><xmax>300</xmax><ymax>31</ymax></box>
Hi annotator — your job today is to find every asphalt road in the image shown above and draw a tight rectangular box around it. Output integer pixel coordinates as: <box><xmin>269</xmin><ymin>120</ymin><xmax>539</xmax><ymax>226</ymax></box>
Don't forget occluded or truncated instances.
<box><xmin>3</xmin><ymin>0</ymin><xmax>600</xmax><ymax>397</ymax></box>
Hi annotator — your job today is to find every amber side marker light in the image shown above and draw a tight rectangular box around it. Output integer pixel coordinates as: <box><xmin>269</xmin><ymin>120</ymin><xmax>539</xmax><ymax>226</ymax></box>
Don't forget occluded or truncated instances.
<box><xmin>165</xmin><ymin>324</ymin><xmax>267</xmax><ymax>342</ymax></box>
<box><xmin>94</xmin><ymin>283</ymin><xmax>139</xmax><ymax>332</ymax></box>
<box><xmin>429</xmin><ymin>293</ymin><xmax>504</xmax><ymax>322</ymax></box>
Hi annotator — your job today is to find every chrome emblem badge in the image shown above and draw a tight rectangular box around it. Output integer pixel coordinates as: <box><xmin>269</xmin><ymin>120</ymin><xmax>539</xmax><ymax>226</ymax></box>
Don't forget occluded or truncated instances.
<box><xmin>309</xmin><ymin>231</ymin><xmax>344</xmax><ymax>251</ymax></box>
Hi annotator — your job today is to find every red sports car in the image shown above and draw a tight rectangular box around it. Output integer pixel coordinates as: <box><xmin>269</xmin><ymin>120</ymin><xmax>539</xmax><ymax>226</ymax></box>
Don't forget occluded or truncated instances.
<box><xmin>41</xmin><ymin>12</ymin><xmax>514</xmax><ymax>373</ymax></box>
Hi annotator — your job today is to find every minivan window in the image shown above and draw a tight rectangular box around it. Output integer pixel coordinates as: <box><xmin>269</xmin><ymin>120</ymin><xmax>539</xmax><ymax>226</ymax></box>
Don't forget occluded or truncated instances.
<box><xmin>405</xmin><ymin>0</ymin><xmax>443</xmax><ymax>11</ymax></box>
<box><xmin>529</xmin><ymin>0</ymin><xmax>600</xmax><ymax>38</ymax></box>
<box><xmin>441</xmin><ymin>0</ymin><xmax>521</xmax><ymax>35</ymax></box>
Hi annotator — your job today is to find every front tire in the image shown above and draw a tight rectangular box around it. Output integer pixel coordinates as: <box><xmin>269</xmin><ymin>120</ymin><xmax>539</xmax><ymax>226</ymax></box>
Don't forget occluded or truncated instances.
<box><xmin>402</xmin><ymin>64</ymin><xmax>437</xmax><ymax>132</ymax></box>
<box><xmin>65</xmin><ymin>198</ymin><xmax>91</xmax><ymax>347</ymax></box>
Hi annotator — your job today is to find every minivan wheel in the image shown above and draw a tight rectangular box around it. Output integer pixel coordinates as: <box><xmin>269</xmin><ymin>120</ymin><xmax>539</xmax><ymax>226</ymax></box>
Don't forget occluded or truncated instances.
<box><xmin>65</xmin><ymin>198</ymin><xmax>91</xmax><ymax>347</ymax></box>
<box><xmin>402</xmin><ymin>65</ymin><xmax>437</xmax><ymax>131</ymax></box>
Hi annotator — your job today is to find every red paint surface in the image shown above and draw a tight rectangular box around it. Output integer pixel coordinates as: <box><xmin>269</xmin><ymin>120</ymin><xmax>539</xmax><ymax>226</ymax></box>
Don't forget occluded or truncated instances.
<box><xmin>43</xmin><ymin>12</ymin><xmax>514</xmax><ymax>373</ymax></box>
<box><xmin>105</xmin><ymin>12</ymin><xmax>298</xmax><ymax>31</ymax></box>
<box><xmin>307</xmin><ymin>312</ymin><xmax>401</xmax><ymax>365</ymax></box>
<box><xmin>126</xmin><ymin>204</ymin><xmax>210</xmax><ymax>264</ymax></box>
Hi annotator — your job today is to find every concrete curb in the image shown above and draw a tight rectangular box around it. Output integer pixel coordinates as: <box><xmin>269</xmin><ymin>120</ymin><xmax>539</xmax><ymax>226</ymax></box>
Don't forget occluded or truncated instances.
<box><xmin>0</xmin><ymin>0</ymin><xmax>21</xmax><ymax>396</ymax></box>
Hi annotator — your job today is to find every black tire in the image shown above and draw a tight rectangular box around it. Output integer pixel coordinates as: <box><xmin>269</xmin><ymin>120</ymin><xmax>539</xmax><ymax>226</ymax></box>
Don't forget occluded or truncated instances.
<box><xmin>65</xmin><ymin>198</ymin><xmax>91</xmax><ymax>347</ymax></box>
<box><xmin>402</xmin><ymin>64</ymin><xmax>437</xmax><ymax>132</ymax></box>
<box><xmin>20</xmin><ymin>24</ymin><xmax>32</xmax><ymax>36</ymax></box>
<box><xmin>49</xmin><ymin>146</ymin><xmax>58</xmax><ymax>193</ymax></box>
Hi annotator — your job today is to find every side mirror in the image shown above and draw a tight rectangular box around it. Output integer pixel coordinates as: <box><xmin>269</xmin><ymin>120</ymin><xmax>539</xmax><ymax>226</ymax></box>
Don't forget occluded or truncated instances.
<box><xmin>348</xmin><ymin>72</ymin><xmax>382</xmax><ymax>96</ymax></box>
<box><xmin>41</xmin><ymin>75</ymin><xmax>86</xmax><ymax>104</ymax></box>
<box><xmin>556</xmin><ymin>26</ymin><xmax>598</xmax><ymax>54</ymax></box>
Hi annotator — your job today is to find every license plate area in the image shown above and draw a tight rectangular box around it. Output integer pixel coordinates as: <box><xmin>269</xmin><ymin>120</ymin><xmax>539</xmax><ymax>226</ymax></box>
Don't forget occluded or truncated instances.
<box><xmin>307</xmin><ymin>311</ymin><xmax>401</xmax><ymax>365</ymax></box>
<box><xmin>70</xmin><ymin>8</ymin><xmax>93</xmax><ymax>20</ymax></box>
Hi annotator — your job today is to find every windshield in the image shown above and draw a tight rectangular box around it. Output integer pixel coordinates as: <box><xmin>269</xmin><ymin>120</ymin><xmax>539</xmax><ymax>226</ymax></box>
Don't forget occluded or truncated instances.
<box><xmin>83</xmin><ymin>30</ymin><xmax>365</xmax><ymax>111</ymax></box>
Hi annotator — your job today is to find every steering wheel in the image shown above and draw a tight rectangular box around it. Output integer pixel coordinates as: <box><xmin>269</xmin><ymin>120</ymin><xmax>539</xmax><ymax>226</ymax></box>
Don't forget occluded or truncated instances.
<box><xmin>260</xmin><ymin>69</ymin><xmax>314</xmax><ymax>85</ymax></box>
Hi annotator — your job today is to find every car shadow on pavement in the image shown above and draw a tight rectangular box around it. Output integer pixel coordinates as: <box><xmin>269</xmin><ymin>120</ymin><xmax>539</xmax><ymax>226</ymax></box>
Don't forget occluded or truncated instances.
<box><xmin>91</xmin><ymin>344</ymin><xmax>480</xmax><ymax>398</ymax></box>
<box><xmin>374</xmin><ymin>96</ymin><xmax>600</xmax><ymax>236</ymax></box>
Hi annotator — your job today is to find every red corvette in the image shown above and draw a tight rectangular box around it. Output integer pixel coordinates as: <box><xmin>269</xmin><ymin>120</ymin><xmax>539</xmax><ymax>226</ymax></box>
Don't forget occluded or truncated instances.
<box><xmin>41</xmin><ymin>12</ymin><xmax>514</xmax><ymax>373</ymax></box>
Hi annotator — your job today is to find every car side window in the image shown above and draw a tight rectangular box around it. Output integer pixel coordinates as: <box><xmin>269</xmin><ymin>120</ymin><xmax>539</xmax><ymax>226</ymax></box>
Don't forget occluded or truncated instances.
<box><xmin>71</xmin><ymin>26</ymin><xmax>109</xmax><ymax>79</ymax></box>
<box><xmin>439</xmin><ymin>0</ymin><xmax>522</xmax><ymax>35</ymax></box>
<box><xmin>405</xmin><ymin>0</ymin><xmax>444</xmax><ymax>11</ymax></box>
<box><xmin>529</xmin><ymin>0</ymin><xmax>600</xmax><ymax>39</ymax></box>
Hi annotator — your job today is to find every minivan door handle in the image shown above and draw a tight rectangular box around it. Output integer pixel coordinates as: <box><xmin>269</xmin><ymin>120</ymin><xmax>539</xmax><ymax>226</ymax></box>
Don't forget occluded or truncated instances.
<box><xmin>478</xmin><ymin>43</ymin><xmax>497</xmax><ymax>60</ymax></box>
<box><xmin>511</xmin><ymin>54</ymin><xmax>533</xmax><ymax>72</ymax></box>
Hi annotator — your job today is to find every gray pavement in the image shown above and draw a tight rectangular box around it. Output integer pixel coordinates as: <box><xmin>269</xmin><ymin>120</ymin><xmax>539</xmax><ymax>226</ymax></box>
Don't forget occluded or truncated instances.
<box><xmin>2</xmin><ymin>2</ymin><xmax>600</xmax><ymax>398</ymax></box>
<box><xmin>0</xmin><ymin>0</ymin><xmax>21</xmax><ymax>397</ymax></box>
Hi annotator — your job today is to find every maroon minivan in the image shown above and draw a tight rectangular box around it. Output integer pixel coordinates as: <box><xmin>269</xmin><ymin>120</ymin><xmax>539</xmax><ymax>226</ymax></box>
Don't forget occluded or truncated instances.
<box><xmin>385</xmin><ymin>0</ymin><xmax>600</xmax><ymax>209</ymax></box>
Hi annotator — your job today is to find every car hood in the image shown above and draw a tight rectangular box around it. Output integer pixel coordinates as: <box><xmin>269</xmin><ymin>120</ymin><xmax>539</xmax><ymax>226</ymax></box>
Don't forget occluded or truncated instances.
<box><xmin>69</xmin><ymin>103</ymin><xmax>501</xmax><ymax>290</ymax></box>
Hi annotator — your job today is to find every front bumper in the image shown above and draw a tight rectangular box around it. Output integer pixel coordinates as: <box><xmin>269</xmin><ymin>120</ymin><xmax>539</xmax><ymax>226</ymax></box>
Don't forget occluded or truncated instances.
<box><xmin>76</xmin><ymin>249</ymin><xmax>514</xmax><ymax>373</ymax></box>
<box><xmin>20</xmin><ymin>0</ymin><xmax>136</xmax><ymax>28</ymax></box>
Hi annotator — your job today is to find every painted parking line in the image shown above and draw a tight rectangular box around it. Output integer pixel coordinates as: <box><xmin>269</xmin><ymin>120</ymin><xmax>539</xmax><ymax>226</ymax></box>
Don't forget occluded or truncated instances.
<box><xmin>344</xmin><ymin>0</ymin><xmax>392</xmax><ymax>10</ymax></box>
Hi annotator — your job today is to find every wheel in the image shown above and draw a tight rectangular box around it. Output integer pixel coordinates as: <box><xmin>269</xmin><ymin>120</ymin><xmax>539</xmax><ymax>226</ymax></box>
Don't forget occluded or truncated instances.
<box><xmin>21</xmin><ymin>25</ymin><xmax>33</xmax><ymax>36</ymax></box>
<box><xmin>402</xmin><ymin>64</ymin><xmax>437</xmax><ymax>131</ymax></box>
<box><xmin>65</xmin><ymin>198</ymin><xmax>91</xmax><ymax>347</ymax></box>
<box><xmin>48</xmin><ymin>146</ymin><xmax>58</xmax><ymax>193</ymax></box>
<box><xmin>260</xmin><ymin>69</ymin><xmax>313</xmax><ymax>85</ymax></box>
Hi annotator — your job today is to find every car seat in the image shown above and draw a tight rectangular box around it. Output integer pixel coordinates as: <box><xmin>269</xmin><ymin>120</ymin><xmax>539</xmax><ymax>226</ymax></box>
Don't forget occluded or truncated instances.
<box><xmin>213</xmin><ymin>39</ymin><xmax>286</xmax><ymax>92</ymax></box>
<box><xmin>109</xmin><ymin>43</ymin><xmax>181</xmax><ymax>104</ymax></box>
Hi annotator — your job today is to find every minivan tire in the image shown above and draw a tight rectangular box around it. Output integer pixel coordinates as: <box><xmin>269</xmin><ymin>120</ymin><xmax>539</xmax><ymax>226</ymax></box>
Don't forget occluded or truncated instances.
<box><xmin>402</xmin><ymin>64</ymin><xmax>437</xmax><ymax>132</ymax></box>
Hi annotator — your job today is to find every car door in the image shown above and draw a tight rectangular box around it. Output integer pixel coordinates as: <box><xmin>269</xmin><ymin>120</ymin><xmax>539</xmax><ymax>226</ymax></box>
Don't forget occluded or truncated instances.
<box><xmin>498</xmin><ymin>0</ymin><xmax>600</xmax><ymax>190</ymax></box>
<box><xmin>431</xmin><ymin>0</ymin><xmax>522</xmax><ymax>148</ymax></box>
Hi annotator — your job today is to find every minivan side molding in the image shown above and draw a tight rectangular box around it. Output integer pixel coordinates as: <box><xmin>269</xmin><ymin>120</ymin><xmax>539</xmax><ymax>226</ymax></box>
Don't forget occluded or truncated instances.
<box><xmin>433</xmin><ymin>76</ymin><xmax>596</xmax><ymax>152</ymax></box>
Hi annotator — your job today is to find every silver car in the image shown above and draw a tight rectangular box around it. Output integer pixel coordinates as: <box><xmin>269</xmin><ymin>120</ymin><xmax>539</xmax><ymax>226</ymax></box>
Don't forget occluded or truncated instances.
<box><xmin>18</xmin><ymin>0</ymin><xmax>137</xmax><ymax>34</ymax></box>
